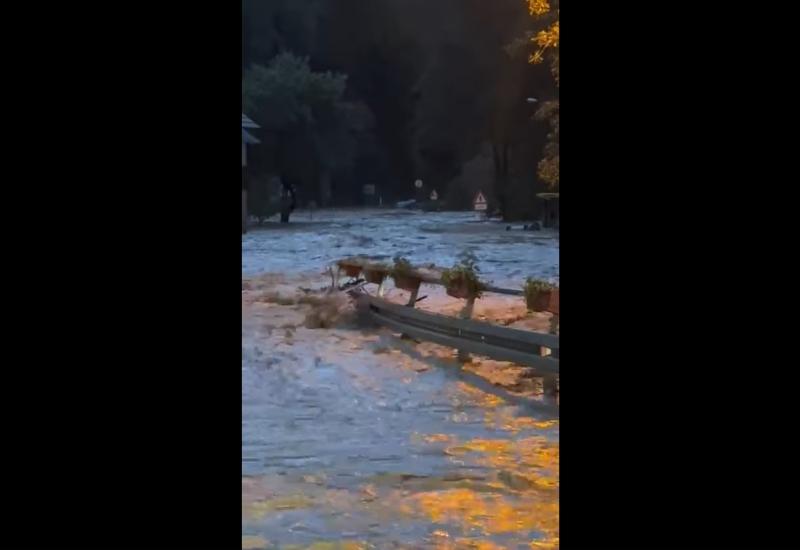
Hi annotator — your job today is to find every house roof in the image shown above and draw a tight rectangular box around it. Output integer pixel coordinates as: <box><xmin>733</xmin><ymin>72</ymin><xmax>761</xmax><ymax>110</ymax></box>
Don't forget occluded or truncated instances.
<box><xmin>242</xmin><ymin>113</ymin><xmax>259</xmax><ymax>129</ymax></box>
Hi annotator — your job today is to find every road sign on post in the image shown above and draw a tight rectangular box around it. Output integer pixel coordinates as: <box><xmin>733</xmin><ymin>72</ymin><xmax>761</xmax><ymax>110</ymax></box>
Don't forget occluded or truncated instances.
<box><xmin>430</xmin><ymin>189</ymin><xmax>438</xmax><ymax>201</ymax></box>
<box><xmin>414</xmin><ymin>179</ymin><xmax>423</xmax><ymax>189</ymax></box>
<box><xmin>473</xmin><ymin>191</ymin><xmax>488</xmax><ymax>211</ymax></box>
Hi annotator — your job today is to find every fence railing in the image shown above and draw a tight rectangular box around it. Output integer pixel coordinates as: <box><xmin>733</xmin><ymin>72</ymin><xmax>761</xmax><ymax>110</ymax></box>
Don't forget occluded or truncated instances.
<box><xmin>335</xmin><ymin>257</ymin><xmax>559</xmax><ymax>387</ymax></box>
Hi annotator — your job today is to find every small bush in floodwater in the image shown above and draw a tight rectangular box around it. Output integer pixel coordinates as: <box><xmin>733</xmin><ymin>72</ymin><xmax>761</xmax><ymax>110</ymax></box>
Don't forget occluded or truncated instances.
<box><xmin>441</xmin><ymin>252</ymin><xmax>486</xmax><ymax>299</ymax></box>
<box><xmin>391</xmin><ymin>256</ymin><xmax>415</xmax><ymax>277</ymax></box>
<box><xmin>302</xmin><ymin>294</ymin><xmax>351</xmax><ymax>329</ymax></box>
<box><xmin>523</xmin><ymin>277</ymin><xmax>557</xmax><ymax>311</ymax></box>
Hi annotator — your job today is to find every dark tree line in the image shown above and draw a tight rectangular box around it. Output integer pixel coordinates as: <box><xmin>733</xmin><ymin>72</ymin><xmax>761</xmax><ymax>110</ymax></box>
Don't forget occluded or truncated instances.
<box><xmin>242</xmin><ymin>0</ymin><xmax>557</xmax><ymax>220</ymax></box>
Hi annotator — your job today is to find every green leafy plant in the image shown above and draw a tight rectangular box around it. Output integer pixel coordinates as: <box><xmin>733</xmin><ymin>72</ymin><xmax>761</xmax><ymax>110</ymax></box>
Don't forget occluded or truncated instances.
<box><xmin>524</xmin><ymin>277</ymin><xmax>557</xmax><ymax>311</ymax></box>
<box><xmin>392</xmin><ymin>256</ymin><xmax>415</xmax><ymax>277</ymax></box>
<box><xmin>363</xmin><ymin>261</ymin><xmax>390</xmax><ymax>284</ymax></box>
<box><xmin>391</xmin><ymin>256</ymin><xmax>422</xmax><ymax>291</ymax></box>
<box><xmin>442</xmin><ymin>252</ymin><xmax>486</xmax><ymax>299</ymax></box>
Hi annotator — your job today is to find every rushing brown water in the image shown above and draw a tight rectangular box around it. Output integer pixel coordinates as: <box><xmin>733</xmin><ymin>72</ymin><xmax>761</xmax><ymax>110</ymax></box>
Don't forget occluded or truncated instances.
<box><xmin>243</xmin><ymin>210</ymin><xmax>559</xmax><ymax>549</ymax></box>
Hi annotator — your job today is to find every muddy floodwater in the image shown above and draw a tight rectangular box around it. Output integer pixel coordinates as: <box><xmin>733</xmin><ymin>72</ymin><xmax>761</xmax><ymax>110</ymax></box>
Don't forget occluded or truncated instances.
<box><xmin>243</xmin><ymin>209</ymin><xmax>559</xmax><ymax>549</ymax></box>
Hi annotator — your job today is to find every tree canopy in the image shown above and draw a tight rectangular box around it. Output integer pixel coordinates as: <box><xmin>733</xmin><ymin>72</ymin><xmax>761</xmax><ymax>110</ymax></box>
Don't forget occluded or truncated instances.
<box><xmin>242</xmin><ymin>0</ymin><xmax>557</xmax><ymax>219</ymax></box>
<box><xmin>528</xmin><ymin>0</ymin><xmax>559</xmax><ymax>190</ymax></box>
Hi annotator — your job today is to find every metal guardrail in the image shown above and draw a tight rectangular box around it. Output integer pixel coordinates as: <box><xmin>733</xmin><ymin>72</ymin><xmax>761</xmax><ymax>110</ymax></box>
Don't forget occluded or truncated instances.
<box><xmin>359</xmin><ymin>295</ymin><xmax>559</xmax><ymax>375</ymax></box>
<box><xmin>336</xmin><ymin>256</ymin><xmax>559</xmax><ymax>380</ymax></box>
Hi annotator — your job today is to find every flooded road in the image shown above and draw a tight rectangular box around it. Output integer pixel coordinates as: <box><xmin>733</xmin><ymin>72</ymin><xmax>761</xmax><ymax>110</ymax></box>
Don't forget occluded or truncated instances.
<box><xmin>243</xmin><ymin>210</ymin><xmax>559</xmax><ymax>549</ymax></box>
<box><xmin>242</xmin><ymin>209</ymin><xmax>559</xmax><ymax>288</ymax></box>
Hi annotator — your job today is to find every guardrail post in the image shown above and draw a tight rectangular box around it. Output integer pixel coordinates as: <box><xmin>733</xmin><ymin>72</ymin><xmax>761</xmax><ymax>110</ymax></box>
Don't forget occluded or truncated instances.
<box><xmin>405</xmin><ymin>286</ymin><xmax>420</xmax><ymax>307</ymax></box>
<box><xmin>543</xmin><ymin>376</ymin><xmax>558</xmax><ymax>396</ymax></box>
<box><xmin>399</xmin><ymin>285</ymin><xmax>421</xmax><ymax>340</ymax></box>
<box><xmin>457</xmin><ymin>295</ymin><xmax>476</xmax><ymax>363</ymax></box>
<box><xmin>549</xmin><ymin>313</ymin><xmax>559</xmax><ymax>335</ymax></box>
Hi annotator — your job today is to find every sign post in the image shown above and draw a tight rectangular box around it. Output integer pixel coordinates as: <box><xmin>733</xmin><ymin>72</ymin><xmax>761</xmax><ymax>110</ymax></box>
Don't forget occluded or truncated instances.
<box><xmin>473</xmin><ymin>191</ymin><xmax>488</xmax><ymax>218</ymax></box>
<box><xmin>430</xmin><ymin>189</ymin><xmax>438</xmax><ymax>201</ymax></box>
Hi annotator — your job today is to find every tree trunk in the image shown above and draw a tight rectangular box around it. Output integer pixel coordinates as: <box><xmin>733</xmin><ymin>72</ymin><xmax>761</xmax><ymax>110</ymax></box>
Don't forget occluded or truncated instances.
<box><xmin>279</xmin><ymin>180</ymin><xmax>295</xmax><ymax>223</ymax></box>
<box><xmin>492</xmin><ymin>143</ymin><xmax>510</xmax><ymax>218</ymax></box>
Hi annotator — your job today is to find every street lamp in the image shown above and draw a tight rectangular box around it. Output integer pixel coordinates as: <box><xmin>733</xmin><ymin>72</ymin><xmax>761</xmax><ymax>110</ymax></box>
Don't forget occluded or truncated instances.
<box><xmin>526</xmin><ymin>97</ymin><xmax>538</xmax><ymax>104</ymax></box>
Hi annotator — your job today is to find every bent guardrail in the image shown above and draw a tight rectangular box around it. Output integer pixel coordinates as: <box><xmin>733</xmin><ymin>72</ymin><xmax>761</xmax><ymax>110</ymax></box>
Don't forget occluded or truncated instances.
<box><xmin>336</xmin><ymin>256</ymin><xmax>559</xmax><ymax>387</ymax></box>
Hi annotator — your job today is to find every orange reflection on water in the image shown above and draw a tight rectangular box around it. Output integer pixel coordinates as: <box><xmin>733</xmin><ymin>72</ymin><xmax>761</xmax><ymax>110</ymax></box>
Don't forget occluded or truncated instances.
<box><xmin>454</xmin><ymin>382</ymin><xmax>507</xmax><ymax>409</ymax></box>
<box><xmin>404</xmin><ymin>431</ymin><xmax>559</xmax><ymax>548</ymax></box>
